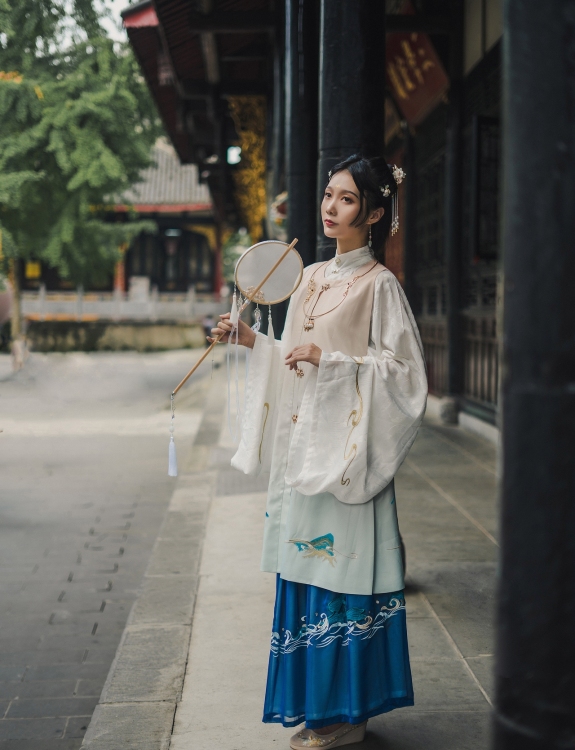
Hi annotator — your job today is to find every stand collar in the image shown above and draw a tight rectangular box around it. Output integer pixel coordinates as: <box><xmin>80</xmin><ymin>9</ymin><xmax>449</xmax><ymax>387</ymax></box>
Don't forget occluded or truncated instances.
<box><xmin>325</xmin><ymin>245</ymin><xmax>373</xmax><ymax>278</ymax></box>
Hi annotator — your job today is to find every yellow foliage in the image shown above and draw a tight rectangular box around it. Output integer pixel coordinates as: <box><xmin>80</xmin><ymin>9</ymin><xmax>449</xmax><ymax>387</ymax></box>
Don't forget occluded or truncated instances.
<box><xmin>227</xmin><ymin>96</ymin><xmax>267</xmax><ymax>242</ymax></box>
<box><xmin>0</xmin><ymin>71</ymin><xmax>23</xmax><ymax>83</ymax></box>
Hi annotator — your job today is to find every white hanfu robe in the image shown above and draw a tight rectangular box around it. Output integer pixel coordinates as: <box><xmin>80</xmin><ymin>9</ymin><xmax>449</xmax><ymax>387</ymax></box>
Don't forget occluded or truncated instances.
<box><xmin>232</xmin><ymin>245</ymin><xmax>427</xmax><ymax>595</ymax></box>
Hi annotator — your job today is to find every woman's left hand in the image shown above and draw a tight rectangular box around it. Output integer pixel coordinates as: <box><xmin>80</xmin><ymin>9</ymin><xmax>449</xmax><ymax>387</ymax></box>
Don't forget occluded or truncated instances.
<box><xmin>285</xmin><ymin>343</ymin><xmax>322</xmax><ymax>369</ymax></box>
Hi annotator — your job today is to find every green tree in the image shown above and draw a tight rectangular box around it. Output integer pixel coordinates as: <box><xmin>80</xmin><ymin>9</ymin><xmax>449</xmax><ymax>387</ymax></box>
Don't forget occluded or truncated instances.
<box><xmin>0</xmin><ymin>0</ymin><xmax>162</xmax><ymax>337</ymax></box>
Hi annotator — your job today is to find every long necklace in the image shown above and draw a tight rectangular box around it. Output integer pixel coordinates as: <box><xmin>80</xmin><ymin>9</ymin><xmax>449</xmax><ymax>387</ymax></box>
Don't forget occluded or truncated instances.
<box><xmin>303</xmin><ymin>260</ymin><xmax>378</xmax><ymax>331</ymax></box>
<box><xmin>290</xmin><ymin>258</ymin><xmax>377</xmax><ymax>425</ymax></box>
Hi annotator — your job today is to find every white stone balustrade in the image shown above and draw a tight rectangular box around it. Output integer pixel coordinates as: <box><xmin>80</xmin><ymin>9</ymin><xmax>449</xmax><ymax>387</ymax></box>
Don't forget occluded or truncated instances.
<box><xmin>22</xmin><ymin>287</ymin><xmax>228</xmax><ymax>322</ymax></box>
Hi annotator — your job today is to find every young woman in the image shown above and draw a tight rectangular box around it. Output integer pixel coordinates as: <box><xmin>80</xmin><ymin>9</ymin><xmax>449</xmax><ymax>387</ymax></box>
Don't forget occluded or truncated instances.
<box><xmin>210</xmin><ymin>155</ymin><xmax>427</xmax><ymax>748</ymax></box>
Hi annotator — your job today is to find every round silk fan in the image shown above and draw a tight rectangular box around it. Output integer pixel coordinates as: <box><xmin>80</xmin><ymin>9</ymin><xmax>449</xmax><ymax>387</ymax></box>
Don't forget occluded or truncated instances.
<box><xmin>234</xmin><ymin>240</ymin><xmax>303</xmax><ymax>305</ymax></box>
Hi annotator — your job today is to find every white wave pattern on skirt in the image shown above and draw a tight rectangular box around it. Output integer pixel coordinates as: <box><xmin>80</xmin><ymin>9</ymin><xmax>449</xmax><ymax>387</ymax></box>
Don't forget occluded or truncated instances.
<box><xmin>270</xmin><ymin>597</ymin><xmax>405</xmax><ymax>656</ymax></box>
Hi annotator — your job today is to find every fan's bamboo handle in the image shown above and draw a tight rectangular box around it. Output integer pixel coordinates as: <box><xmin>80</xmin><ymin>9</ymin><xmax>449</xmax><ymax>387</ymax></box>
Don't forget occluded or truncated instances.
<box><xmin>171</xmin><ymin>334</ymin><xmax>222</xmax><ymax>396</ymax></box>
<box><xmin>171</xmin><ymin>238</ymin><xmax>299</xmax><ymax>396</ymax></box>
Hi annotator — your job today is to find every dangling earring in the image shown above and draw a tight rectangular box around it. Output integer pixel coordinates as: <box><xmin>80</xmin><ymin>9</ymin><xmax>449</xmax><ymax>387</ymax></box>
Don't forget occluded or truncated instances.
<box><xmin>368</xmin><ymin>224</ymin><xmax>372</xmax><ymax>249</ymax></box>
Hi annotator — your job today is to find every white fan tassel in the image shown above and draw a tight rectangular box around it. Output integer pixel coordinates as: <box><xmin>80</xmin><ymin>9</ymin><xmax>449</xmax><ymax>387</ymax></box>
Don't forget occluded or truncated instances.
<box><xmin>230</xmin><ymin>291</ymin><xmax>239</xmax><ymax>327</ymax></box>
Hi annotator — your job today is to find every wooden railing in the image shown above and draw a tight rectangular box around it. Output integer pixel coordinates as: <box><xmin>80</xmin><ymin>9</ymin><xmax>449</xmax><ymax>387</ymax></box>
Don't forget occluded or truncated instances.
<box><xmin>418</xmin><ymin>319</ymin><xmax>448</xmax><ymax>397</ymax></box>
<box><xmin>418</xmin><ymin>314</ymin><xmax>499</xmax><ymax>411</ymax></box>
<box><xmin>463</xmin><ymin>313</ymin><xmax>499</xmax><ymax>408</ymax></box>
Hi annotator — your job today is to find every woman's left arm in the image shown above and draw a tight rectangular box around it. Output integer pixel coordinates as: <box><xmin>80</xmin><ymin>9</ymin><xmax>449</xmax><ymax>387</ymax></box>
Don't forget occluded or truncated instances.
<box><xmin>285</xmin><ymin>270</ymin><xmax>428</xmax><ymax>504</ymax></box>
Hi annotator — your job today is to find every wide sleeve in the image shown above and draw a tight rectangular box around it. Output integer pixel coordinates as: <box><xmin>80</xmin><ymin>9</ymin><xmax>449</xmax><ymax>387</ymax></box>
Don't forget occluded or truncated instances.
<box><xmin>284</xmin><ymin>270</ymin><xmax>427</xmax><ymax>504</ymax></box>
<box><xmin>230</xmin><ymin>291</ymin><xmax>300</xmax><ymax>476</ymax></box>
<box><xmin>230</xmin><ymin>331</ymin><xmax>282</xmax><ymax>476</ymax></box>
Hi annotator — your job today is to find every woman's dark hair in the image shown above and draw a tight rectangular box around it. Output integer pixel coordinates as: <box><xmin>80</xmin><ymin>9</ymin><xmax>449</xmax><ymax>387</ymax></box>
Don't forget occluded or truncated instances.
<box><xmin>327</xmin><ymin>154</ymin><xmax>398</xmax><ymax>264</ymax></box>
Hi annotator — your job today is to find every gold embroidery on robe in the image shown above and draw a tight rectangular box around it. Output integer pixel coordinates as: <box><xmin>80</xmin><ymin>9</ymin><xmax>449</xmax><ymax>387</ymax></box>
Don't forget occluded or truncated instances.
<box><xmin>258</xmin><ymin>403</ymin><xmax>270</xmax><ymax>463</ymax></box>
<box><xmin>341</xmin><ymin>363</ymin><xmax>364</xmax><ymax>486</ymax></box>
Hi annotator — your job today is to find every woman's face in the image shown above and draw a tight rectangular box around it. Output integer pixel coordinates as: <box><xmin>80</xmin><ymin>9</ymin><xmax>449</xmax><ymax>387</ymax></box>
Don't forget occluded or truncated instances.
<box><xmin>321</xmin><ymin>169</ymin><xmax>366</xmax><ymax>244</ymax></box>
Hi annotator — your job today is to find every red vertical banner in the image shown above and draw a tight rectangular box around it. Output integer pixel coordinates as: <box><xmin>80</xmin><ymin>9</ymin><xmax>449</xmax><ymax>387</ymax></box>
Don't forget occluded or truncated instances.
<box><xmin>385</xmin><ymin>95</ymin><xmax>403</xmax><ymax>146</ymax></box>
<box><xmin>386</xmin><ymin>32</ymin><xmax>449</xmax><ymax>126</ymax></box>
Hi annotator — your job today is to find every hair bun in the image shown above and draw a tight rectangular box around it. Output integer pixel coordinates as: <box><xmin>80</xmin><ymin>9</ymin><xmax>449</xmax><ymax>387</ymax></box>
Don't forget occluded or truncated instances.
<box><xmin>365</xmin><ymin>158</ymin><xmax>396</xmax><ymax>192</ymax></box>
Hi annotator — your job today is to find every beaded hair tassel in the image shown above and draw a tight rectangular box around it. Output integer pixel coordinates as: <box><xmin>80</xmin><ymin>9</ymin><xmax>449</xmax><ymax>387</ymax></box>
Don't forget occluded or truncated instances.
<box><xmin>391</xmin><ymin>193</ymin><xmax>399</xmax><ymax>236</ymax></box>
<box><xmin>390</xmin><ymin>164</ymin><xmax>406</xmax><ymax>236</ymax></box>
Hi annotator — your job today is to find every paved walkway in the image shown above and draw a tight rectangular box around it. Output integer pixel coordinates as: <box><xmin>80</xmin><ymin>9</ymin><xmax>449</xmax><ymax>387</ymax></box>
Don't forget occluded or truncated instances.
<box><xmin>0</xmin><ymin>350</ymin><xmax>214</xmax><ymax>749</ymax></box>
<box><xmin>83</xmin><ymin>358</ymin><xmax>498</xmax><ymax>750</ymax></box>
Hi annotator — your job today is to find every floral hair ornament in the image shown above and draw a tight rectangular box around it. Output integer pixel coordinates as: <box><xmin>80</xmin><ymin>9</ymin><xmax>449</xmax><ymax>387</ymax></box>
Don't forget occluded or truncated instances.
<box><xmin>392</xmin><ymin>165</ymin><xmax>406</xmax><ymax>184</ymax></box>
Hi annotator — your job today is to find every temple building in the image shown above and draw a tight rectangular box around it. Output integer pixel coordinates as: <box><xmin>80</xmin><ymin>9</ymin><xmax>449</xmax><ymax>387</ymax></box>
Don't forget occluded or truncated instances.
<box><xmin>112</xmin><ymin>139</ymin><xmax>217</xmax><ymax>294</ymax></box>
<box><xmin>20</xmin><ymin>139</ymin><xmax>217</xmax><ymax>296</ymax></box>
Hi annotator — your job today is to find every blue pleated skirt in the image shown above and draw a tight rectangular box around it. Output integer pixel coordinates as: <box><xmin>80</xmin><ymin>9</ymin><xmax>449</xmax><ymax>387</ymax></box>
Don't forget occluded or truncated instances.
<box><xmin>263</xmin><ymin>575</ymin><xmax>414</xmax><ymax>729</ymax></box>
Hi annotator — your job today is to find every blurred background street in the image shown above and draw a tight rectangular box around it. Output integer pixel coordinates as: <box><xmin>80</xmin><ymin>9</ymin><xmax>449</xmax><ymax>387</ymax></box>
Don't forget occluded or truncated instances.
<box><xmin>0</xmin><ymin>349</ymin><xmax>209</xmax><ymax>748</ymax></box>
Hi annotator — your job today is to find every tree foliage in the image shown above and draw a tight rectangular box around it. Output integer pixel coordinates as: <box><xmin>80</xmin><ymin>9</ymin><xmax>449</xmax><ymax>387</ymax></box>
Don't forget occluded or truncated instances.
<box><xmin>0</xmin><ymin>0</ymin><xmax>162</xmax><ymax>285</ymax></box>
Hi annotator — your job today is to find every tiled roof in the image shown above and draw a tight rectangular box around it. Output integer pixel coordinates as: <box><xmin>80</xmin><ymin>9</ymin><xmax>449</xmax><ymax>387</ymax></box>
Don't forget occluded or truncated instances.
<box><xmin>118</xmin><ymin>139</ymin><xmax>212</xmax><ymax>207</ymax></box>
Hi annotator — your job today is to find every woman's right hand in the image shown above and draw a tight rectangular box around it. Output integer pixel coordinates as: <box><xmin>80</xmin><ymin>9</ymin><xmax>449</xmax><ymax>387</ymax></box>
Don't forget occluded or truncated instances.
<box><xmin>208</xmin><ymin>313</ymin><xmax>257</xmax><ymax>349</ymax></box>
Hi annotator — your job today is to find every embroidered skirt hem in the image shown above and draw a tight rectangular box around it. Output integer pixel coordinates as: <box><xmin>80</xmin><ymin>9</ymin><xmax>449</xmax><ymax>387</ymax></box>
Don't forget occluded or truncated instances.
<box><xmin>263</xmin><ymin>576</ymin><xmax>414</xmax><ymax>729</ymax></box>
<box><xmin>263</xmin><ymin>695</ymin><xmax>414</xmax><ymax>729</ymax></box>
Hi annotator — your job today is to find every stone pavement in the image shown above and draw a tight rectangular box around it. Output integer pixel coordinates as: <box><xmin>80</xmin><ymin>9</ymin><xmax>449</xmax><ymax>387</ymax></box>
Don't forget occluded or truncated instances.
<box><xmin>82</xmin><ymin>355</ymin><xmax>498</xmax><ymax>750</ymax></box>
<box><xmin>0</xmin><ymin>349</ymin><xmax>216</xmax><ymax>749</ymax></box>
<box><xmin>0</xmin><ymin>354</ymin><xmax>12</xmax><ymax>381</ymax></box>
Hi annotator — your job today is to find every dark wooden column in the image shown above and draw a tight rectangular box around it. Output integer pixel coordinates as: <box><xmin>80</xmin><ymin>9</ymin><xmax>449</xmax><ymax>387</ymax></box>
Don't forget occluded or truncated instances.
<box><xmin>443</xmin><ymin>1</ymin><xmax>465</xmax><ymax>410</ymax></box>
<box><xmin>266</xmin><ymin>6</ymin><xmax>285</xmax><ymax>334</ymax></box>
<box><xmin>402</xmin><ymin>129</ymin><xmax>417</xmax><ymax>308</ymax></box>
<box><xmin>285</xmin><ymin>0</ymin><xmax>319</xmax><ymax>269</ymax></box>
<box><xmin>268</xmin><ymin>8</ymin><xmax>285</xmax><ymax>212</ymax></box>
<box><xmin>316</xmin><ymin>0</ymin><xmax>386</xmax><ymax>261</ymax></box>
<box><xmin>494</xmin><ymin>1</ymin><xmax>575</xmax><ymax>747</ymax></box>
